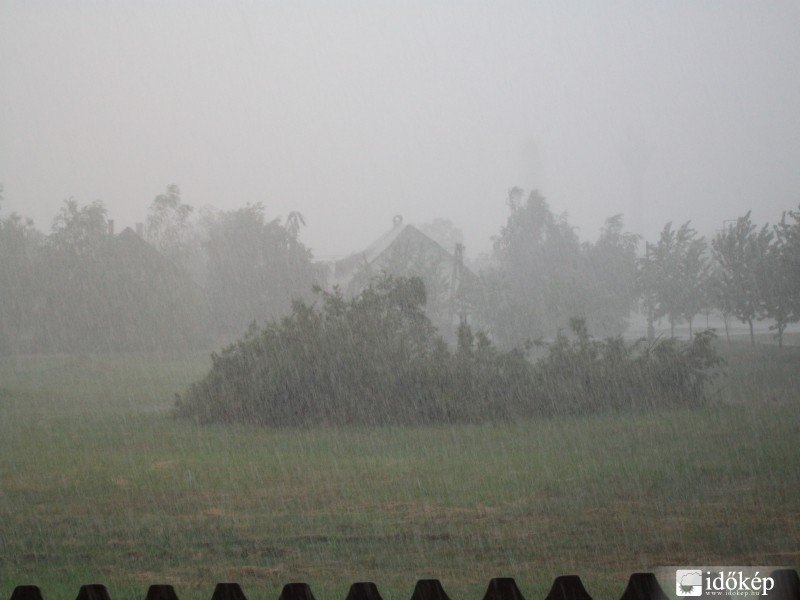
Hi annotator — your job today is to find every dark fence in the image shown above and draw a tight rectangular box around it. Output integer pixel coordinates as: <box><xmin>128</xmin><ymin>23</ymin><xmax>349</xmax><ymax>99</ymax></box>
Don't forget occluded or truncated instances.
<box><xmin>7</xmin><ymin>571</ymin><xmax>800</xmax><ymax>600</ymax></box>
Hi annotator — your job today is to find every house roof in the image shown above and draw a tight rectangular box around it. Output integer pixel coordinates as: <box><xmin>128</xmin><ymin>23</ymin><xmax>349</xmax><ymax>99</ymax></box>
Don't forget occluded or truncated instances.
<box><xmin>330</xmin><ymin>220</ymin><xmax>472</xmax><ymax>291</ymax></box>
<box><xmin>112</xmin><ymin>227</ymin><xmax>178</xmax><ymax>269</ymax></box>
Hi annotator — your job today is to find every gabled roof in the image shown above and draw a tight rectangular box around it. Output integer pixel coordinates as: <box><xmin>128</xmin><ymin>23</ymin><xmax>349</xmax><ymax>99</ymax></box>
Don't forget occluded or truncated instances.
<box><xmin>330</xmin><ymin>221</ymin><xmax>472</xmax><ymax>291</ymax></box>
<box><xmin>110</xmin><ymin>227</ymin><xmax>180</xmax><ymax>271</ymax></box>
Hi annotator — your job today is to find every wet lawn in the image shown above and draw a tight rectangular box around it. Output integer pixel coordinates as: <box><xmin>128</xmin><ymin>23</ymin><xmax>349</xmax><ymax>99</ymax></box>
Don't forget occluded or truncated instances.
<box><xmin>1</xmin><ymin>343</ymin><xmax>798</xmax><ymax>600</ymax></box>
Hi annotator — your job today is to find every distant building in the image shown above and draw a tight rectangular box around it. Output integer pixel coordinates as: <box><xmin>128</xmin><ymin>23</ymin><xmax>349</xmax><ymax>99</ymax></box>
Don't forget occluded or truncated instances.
<box><xmin>317</xmin><ymin>216</ymin><xmax>479</xmax><ymax>339</ymax></box>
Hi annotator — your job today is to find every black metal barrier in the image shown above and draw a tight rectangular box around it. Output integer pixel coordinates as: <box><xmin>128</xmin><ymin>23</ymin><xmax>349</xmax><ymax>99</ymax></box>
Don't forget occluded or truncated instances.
<box><xmin>7</xmin><ymin>570</ymin><xmax>800</xmax><ymax>600</ymax></box>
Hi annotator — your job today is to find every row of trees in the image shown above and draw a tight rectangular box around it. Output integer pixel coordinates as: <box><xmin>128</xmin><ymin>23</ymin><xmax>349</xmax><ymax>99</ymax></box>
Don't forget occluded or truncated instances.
<box><xmin>0</xmin><ymin>193</ymin><xmax>205</xmax><ymax>352</ymax></box>
<box><xmin>479</xmin><ymin>189</ymin><xmax>639</xmax><ymax>347</ymax></box>
<box><xmin>1</xmin><ymin>182</ymin><xmax>797</xmax><ymax>354</ymax></box>
<box><xmin>141</xmin><ymin>184</ymin><xmax>317</xmax><ymax>334</ymax></box>
<box><xmin>480</xmin><ymin>189</ymin><xmax>799</xmax><ymax>348</ymax></box>
<box><xmin>639</xmin><ymin>211</ymin><xmax>800</xmax><ymax>346</ymax></box>
<box><xmin>0</xmin><ymin>185</ymin><xmax>316</xmax><ymax>353</ymax></box>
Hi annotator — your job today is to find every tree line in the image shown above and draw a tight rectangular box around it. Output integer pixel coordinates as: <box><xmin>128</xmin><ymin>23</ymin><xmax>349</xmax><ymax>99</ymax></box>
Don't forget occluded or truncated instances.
<box><xmin>0</xmin><ymin>182</ymin><xmax>797</xmax><ymax>354</ymax></box>
<box><xmin>0</xmin><ymin>185</ymin><xmax>315</xmax><ymax>353</ymax></box>
<box><xmin>480</xmin><ymin>188</ymin><xmax>800</xmax><ymax>348</ymax></box>
<box><xmin>637</xmin><ymin>208</ymin><xmax>800</xmax><ymax>347</ymax></box>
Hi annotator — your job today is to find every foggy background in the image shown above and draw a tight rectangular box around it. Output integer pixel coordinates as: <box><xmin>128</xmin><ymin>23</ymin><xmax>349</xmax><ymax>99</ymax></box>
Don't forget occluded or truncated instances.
<box><xmin>2</xmin><ymin>0</ymin><xmax>799</xmax><ymax>259</ymax></box>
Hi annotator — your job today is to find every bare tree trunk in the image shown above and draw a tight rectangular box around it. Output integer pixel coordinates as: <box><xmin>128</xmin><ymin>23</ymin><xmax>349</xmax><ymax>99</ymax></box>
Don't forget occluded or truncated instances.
<box><xmin>748</xmin><ymin>319</ymin><xmax>755</xmax><ymax>347</ymax></box>
<box><xmin>688</xmin><ymin>317</ymin><xmax>693</xmax><ymax>338</ymax></box>
<box><xmin>723</xmin><ymin>313</ymin><xmax>730</xmax><ymax>343</ymax></box>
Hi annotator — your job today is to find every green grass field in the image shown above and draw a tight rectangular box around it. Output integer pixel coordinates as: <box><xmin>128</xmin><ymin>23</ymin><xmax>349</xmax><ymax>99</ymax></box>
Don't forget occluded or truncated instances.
<box><xmin>1</xmin><ymin>342</ymin><xmax>798</xmax><ymax>600</ymax></box>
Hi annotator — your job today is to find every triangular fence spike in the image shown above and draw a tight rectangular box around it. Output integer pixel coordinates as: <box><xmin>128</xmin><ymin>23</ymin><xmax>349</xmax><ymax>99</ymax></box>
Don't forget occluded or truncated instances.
<box><xmin>763</xmin><ymin>569</ymin><xmax>800</xmax><ymax>600</ymax></box>
<box><xmin>210</xmin><ymin>583</ymin><xmax>248</xmax><ymax>600</ymax></box>
<box><xmin>145</xmin><ymin>585</ymin><xmax>180</xmax><ymax>600</ymax></box>
<box><xmin>345</xmin><ymin>582</ymin><xmax>384</xmax><ymax>600</ymax></box>
<box><xmin>75</xmin><ymin>585</ymin><xmax>111</xmax><ymax>600</ymax></box>
<box><xmin>619</xmin><ymin>573</ymin><xmax>668</xmax><ymax>600</ymax></box>
<box><xmin>10</xmin><ymin>586</ymin><xmax>44</xmax><ymax>600</ymax></box>
<box><xmin>544</xmin><ymin>575</ymin><xmax>592</xmax><ymax>600</ymax></box>
<box><xmin>482</xmin><ymin>577</ymin><xmax>527</xmax><ymax>600</ymax></box>
<box><xmin>410</xmin><ymin>579</ymin><xmax>452</xmax><ymax>600</ymax></box>
<box><xmin>278</xmin><ymin>583</ymin><xmax>317</xmax><ymax>600</ymax></box>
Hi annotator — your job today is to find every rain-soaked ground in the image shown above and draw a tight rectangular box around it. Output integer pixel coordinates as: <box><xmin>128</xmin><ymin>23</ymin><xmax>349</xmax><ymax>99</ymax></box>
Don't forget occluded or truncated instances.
<box><xmin>1</xmin><ymin>340</ymin><xmax>798</xmax><ymax>600</ymax></box>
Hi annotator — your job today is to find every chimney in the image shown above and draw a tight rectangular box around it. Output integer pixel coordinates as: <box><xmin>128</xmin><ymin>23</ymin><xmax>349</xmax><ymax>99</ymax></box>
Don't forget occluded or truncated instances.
<box><xmin>107</xmin><ymin>219</ymin><xmax>114</xmax><ymax>236</ymax></box>
<box><xmin>136</xmin><ymin>222</ymin><xmax>144</xmax><ymax>237</ymax></box>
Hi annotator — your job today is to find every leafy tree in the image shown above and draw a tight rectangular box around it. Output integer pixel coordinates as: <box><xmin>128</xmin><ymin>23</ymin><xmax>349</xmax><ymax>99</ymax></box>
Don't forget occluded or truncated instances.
<box><xmin>203</xmin><ymin>203</ymin><xmax>316</xmax><ymax>338</ymax></box>
<box><xmin>145</xmin><ymin>184</ymin><xmax>196</xmax><ymax>268</ymax></box>
<box><xmin>14</xmin><ymin>196</ymin><xmax>207</xmax><ymax>353</ymax></box>
<box><xmin>641</xmin><ymin>223</ymin><xmax>679</xmax><ymax>335</ymax></box>
<box><xmin>482</xmin><ymin>191</ymin><xmax>641</xmax><ymax>345</ymax></box>
<box><xmin>711</xmin><ymin>212</ymin><xmax>771</xmax><ymax>346</ymax></box>
<box><xmin>641</xmin><ymin>222</ymin><xmax>708</xmax><ymax>337</ymax></box>
<box><xmin>637</xmin><ymin>241</ymin><xmax>659</xmax><ymax>341</ymax></box>
<box><xmin>48</xmin><ymin>198</ymin><xmax>109</xmax><ymax>256</ymax></box>
<box><xmin>704</xmin><ymin>263</ymin><xmax>733</xmax><ymax>342</ymax></box>
<box><xmin>761</xmin><ymin>206</ymin><xmax>800</xmax><ymax>346</ymax></box>
<box><xmin>36</xmin><ymin>199</ymin><xmax>111</xmax><ymax>350</ymax></box>
<box><xmin>677</xmin><ymin>225</ymin><xmax>709</xmax><ymax>336</ymax></box>
<box><xmin>482</xmin><ymin>188</ymin><xmax>585</xmax><ymax>346</ymax></box>
<box><xmin>0</xmin><ymin>192</ymin><xmax>44</xmax><ymax>353</ymax></box>
<box><xmin>581</xmin><ymin>214</ymin><xmax>639</xmax><ymax>336</ymax></box>
<box><xmin>0</xmin><ymin>203</ymin><xmax>41</xmax><ymax>256</ymax></box>
<box><xmin>285</xmin><ymin>210</ymin><xmax>306</xmax><ymax>239</ymax></box>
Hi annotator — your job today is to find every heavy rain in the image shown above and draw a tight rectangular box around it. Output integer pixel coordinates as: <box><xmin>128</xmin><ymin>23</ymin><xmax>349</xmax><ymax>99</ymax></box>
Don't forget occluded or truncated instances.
<box><xmin>1</xmin><ymin>3</ymin><xmax>799</xmax><ymax>600</ymax></box>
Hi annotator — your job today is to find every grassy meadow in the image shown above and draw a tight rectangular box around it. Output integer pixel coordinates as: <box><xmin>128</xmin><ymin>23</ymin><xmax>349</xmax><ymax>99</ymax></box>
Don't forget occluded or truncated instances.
<box><xmin>1</xmin><ymin>341</ymin><xmax>798</xmax><ymax>600</ymax></box>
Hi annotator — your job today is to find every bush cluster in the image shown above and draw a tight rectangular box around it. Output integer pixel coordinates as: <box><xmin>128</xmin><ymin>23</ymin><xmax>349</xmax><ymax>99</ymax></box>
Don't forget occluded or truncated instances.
<box><xmin>175</xmin><ymin>275</ymin><xmax>722</xmax><ymax>426</ymax></box>
<box><xmin>534</xmin><ymin>318</ymin><xmax>722</xmax><ymax>415</ymax></box>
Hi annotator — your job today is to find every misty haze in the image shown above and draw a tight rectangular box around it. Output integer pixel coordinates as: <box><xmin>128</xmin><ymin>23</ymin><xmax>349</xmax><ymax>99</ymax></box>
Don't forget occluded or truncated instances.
<box><xmin>1</xmin><ymin>3</ymin><xmax>798</xmax><ymax>600</ymax></box>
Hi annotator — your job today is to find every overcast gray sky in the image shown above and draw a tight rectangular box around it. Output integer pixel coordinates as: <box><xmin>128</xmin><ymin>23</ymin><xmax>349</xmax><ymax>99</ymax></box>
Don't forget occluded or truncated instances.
<box><xmin>2</xmin><ymin>1</ymin><xmax>799</xmax><ymax>258</ymax></box>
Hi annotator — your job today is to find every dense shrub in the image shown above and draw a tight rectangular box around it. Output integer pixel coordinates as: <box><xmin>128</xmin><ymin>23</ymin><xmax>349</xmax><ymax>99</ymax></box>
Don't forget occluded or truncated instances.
<box><xmin>176</xmin><ymin>275</ymin><xmax>451</xmax><ymax>425</ymax></box>
<box><xmin>175</xmin><ymin>276</ymin><xmax>722</xmax><ymax>426</ymax></box>
<box><xmin>533</xmin><ymin>318</ymin><xmax>723</xmax><ymax>415</ymax></box>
